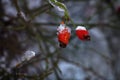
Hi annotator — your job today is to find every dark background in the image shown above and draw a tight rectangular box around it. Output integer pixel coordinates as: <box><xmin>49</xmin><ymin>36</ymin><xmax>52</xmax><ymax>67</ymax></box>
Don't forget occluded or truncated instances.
<box><xmin>0</xmin><ymin>0</ymin><xmax>120</xmax><ymax>80</ymax></box>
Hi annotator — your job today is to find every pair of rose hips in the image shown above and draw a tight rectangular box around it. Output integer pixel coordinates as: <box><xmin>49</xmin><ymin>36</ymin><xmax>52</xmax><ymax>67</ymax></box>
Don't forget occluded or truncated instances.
<box><xmin>57</xmin><ymin>21</ymin><xmax>90</xmax><ymax>48</ymax></box>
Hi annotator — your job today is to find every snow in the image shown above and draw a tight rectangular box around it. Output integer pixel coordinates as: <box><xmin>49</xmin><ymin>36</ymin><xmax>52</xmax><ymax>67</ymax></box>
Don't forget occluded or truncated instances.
<box><xmin>22</xmin><ymin>51</ymin><xmax>36</xmax><ymax>61</ymax></box>
<box><xmin>49</xmin><ymin>0</ymin><xmax>65</xmax><ymax>12</ymax></box>
<box><xmin>57</xmin><ymin>24</ymin><xmax>65</xmax><ymax>32</ymax></box>
<box><xmin>76</xmin><ymin>26</ymin><xmax>86</xmax><ymax>30</ymax></box>
<box><xmin>57</xmin><ymin>24</ymin><xmax>71</xmax><ymax>34</ymax></box>
<box><xmin>56</xmin><ymin>6</ymin><xmax>65</xmax><ymax>12</ymax></box>
<box><xmin>48</xmin><ymin>0</ymin><xmax>56</xmax><ymax>7</ymax></box>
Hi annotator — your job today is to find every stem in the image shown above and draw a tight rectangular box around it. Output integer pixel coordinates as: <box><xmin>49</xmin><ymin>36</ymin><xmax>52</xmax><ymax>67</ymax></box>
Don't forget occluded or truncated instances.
<box><xmin>69</xmin><ymin>18</ymin><xmax>76</xmax><ymax>28</ymax></box>
<box><xmin>13</xmin><ymin>0</ymin><xmax>20</xmax><ymax>13</ymax></box>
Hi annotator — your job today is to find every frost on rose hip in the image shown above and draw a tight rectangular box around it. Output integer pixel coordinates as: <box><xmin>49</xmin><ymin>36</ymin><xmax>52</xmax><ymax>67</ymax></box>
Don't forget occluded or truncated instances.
<box><xmin>57</xmin><ymin>22</ymin><xmax>71</xmax><ymax>48</ymax></box>
<box><xmin>76</xmin><ymin>26</ymin><xmax>90</xmax><ymax>41</ymax></box>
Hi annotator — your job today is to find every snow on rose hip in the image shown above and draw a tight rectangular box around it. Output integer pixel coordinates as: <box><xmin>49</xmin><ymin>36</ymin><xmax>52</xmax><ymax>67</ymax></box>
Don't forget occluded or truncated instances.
<box><xmin>76</xmin><ymin>26</ymin><xmax>90</xmax><ymax>41</ymax></box>
<box><xmin>57</xmin><ymin>22</ymin><xmax>71</xmax><ymax>48</ymax></box>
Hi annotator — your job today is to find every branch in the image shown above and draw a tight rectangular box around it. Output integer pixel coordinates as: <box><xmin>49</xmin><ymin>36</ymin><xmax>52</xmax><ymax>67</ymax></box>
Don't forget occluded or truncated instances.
<box><xmin>30</xmin><ymin>4</ymin><xmax>53</xmax><ymax>20</ymax></box>
<box><xmin>12</xmin><ymin>0</ymin><xmax>21</xmax><ymax>13</ymax></box>
<box><xmin>12</xmin><ymin>0</ymin><xmax>28</xmax><ymax>22</ymax></box>
<box><xmin>33</xmin><ymin>22</ymin><xmax>120</xmax><ymax>30</ymax></box>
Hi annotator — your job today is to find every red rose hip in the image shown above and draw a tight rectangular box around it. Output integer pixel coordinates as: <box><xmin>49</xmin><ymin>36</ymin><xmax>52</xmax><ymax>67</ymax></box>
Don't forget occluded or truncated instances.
<box><xmin>76</xmin><ymin>26</ymin><xmax>90</xmax><ymax>41</ymax></box>
<box><xmin>57</xmin><ymin>22</ymin><xmax>71</xmax><ymax>48</ymax></box>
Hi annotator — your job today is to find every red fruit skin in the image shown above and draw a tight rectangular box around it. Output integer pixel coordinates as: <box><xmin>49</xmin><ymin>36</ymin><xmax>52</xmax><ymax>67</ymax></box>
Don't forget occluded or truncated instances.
<box><xmin>76</xmin><ymin>30</ymin><xmax>90</xmax><ymax>41</ymax></box>
<box><xmin>58</xmin><ymin>28</ymin><xmax>71</xmax><ymax>46</ymax></box>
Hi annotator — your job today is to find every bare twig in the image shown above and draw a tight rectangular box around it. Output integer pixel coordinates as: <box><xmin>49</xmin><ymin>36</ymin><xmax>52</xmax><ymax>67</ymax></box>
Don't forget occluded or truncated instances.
<box><xmin>33</xmin><ymin>22</ymin><xmax>120</xmax><ymax>30</ymax></box>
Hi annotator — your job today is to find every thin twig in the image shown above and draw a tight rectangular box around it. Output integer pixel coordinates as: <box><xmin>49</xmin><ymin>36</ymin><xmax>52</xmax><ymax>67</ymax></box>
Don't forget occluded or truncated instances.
<box><xmin>33</xmin><ymin>22</ymin><xmax>120</xmax><ymax>30</ymax></box>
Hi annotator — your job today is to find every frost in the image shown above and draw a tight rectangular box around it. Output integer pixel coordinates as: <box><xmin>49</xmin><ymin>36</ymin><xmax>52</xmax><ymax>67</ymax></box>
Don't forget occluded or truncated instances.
<box><xmin>57</xmin><ymin>24</ymin><xmax>65</xmax><ymax>32</ymax></box>
<box><xmin>76</xmin><ymin>26</ymin><xmax>86</xmax><ymax>30</ymax></box>
<box><xmin>55</xmin><ymin>3</ymin><xmax>65</xmax><ymax>12</ymax></box>
<box><xmin>66</xmin><ymin>27</ymin><xmax>71</xmax><ymax>33</ymax></box>
<box><xmin>57</xmin><ymin>23</ymin><xmax>71</xmax><ymax>35</ymax></box>
<box><xmin>56</xmin><ymin>6</ymin><xmax>65</xmax><ymax>12</ymax></box>
<box><xmin>19</xmin><ymin>11</ymin><xmax>28</xmax><ymax>21</ymax></box>
<box><xmin>22</xmin><ymin>51</ymin><xmax>35</xmax><ymax>61</ymax></box>
<box><xmin>48</xmin><ymin>0</ymin><xmax>57</xmax><ymax>7</ymax></box>
<box><xmin>48</xmin><ymin>0</ymin><xmax>65</xmax><ymax>12</ymax></box>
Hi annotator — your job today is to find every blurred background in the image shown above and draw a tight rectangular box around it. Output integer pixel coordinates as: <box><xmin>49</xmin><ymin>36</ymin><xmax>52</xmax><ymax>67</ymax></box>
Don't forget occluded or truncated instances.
<box><xmin>0</xmin><ymin>0</ymin><xmax>120</xmax><ymax>80</ymax></box>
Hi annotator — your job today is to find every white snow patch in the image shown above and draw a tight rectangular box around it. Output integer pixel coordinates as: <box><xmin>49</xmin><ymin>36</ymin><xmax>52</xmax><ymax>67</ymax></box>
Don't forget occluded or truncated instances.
<box><xmin>49</xmin><ymin>0</ymin><xmax>65</xmax><ymax>12</ymax></box>
<box><xmin>57</xmin><ymin>24</ymin><xmax>65</xmax><ymax>32</ymax></box>
<box><xmin>22</xmin><ymin>50</ymin><xmax>36</xmax><ymax>61</ymax></box>
<box><xmin>57</xmin><ymin>24</ymin><xmax>71</xmax><ymax>34</ymax></box>
<box><xmin>76</xmin><ymin>26</ymin><xmax>86</xmax><ymax>30</ymax></box>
